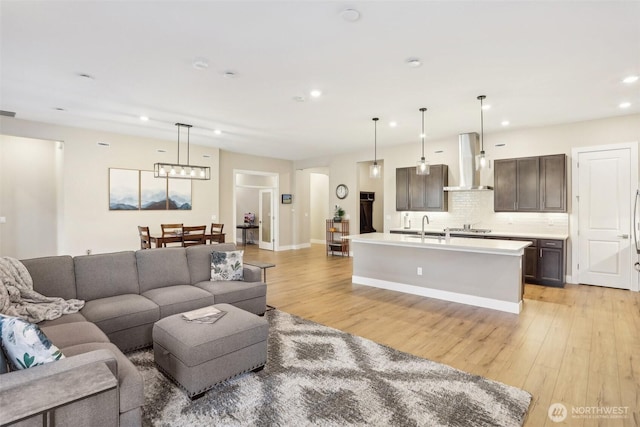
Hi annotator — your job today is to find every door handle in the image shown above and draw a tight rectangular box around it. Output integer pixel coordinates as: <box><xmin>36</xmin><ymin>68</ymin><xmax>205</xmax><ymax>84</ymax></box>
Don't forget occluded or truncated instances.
<box><xmin>618</xmin><ymin>234</ymin><xmax>629</xmax><ymax>239</ymax></box>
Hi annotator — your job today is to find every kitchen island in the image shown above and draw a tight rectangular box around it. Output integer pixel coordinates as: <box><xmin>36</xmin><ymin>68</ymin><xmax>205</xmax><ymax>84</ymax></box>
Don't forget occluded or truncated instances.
<box><xmin>347</xmin><ymin>233</ymin><xmax>532</xmax><ymax>314</ymax></box>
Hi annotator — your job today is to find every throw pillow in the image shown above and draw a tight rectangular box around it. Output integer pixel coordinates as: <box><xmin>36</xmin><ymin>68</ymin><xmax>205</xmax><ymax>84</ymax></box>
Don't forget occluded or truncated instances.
<box><xmin>211</xmin><ymin>250</ymin><xmax>244</xmax><ymax>281</ymax></box>
<box><xmin>0</xmin><ymin>314</ymin><xmax>65</xmax><ymax>370</ymax></box>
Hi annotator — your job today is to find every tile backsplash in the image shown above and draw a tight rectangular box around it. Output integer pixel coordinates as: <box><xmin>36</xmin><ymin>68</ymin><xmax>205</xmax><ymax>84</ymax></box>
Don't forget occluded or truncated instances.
<box><xmin>395</xmin><ymin>191</ymin><xmax>568</xmax><ymax>235</ymax></box>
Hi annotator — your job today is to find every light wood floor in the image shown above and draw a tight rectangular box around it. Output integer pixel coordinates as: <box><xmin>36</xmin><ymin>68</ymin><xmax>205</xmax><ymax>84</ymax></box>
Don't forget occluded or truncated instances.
<box><xmin>243</xmin><ymin>244</ymin><xmax>640</xmax><ymax>427</ymax></box>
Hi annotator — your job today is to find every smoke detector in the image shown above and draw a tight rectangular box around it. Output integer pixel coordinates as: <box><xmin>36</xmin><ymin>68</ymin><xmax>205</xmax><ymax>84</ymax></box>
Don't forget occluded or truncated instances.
<box><xmin>340</xmin><ymin>9</ymin><xmax>361</xmax><ymax>22</ymax></box>
<box><xmin>192</xmin><ymin>58</ymin><xmax>209</xmax><ymax>70</ymax></box>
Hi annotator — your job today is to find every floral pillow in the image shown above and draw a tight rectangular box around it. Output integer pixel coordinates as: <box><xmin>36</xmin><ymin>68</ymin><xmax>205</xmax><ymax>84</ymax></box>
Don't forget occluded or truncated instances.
<box><xmin>211</xmin><ymin>250</ymin><xmax>244</xmax><ymax>281</ymax></box>
<box><xmin>0</xmin><ymin>314</ymin><xmax>64</xmax><ymax>370</ymax></box>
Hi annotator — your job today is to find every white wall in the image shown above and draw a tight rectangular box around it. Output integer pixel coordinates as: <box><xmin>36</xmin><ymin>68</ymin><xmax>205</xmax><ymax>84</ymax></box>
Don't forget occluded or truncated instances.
<box><xmin>0</xmin><ymin>117</ymin><xmax>220</xmax><ymax>255</ymax></box>
<box><xmin>0</xmin><ymin>135</ymin><xmax>59</xmax><ymax>258</ymax></box>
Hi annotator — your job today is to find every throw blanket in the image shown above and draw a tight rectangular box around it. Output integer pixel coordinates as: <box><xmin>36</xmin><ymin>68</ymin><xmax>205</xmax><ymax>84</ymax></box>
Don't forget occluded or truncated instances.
<box><xmin>0</xmin><ymin>257</ymin><xmax>84</xmax><ymax>323</ymax></box>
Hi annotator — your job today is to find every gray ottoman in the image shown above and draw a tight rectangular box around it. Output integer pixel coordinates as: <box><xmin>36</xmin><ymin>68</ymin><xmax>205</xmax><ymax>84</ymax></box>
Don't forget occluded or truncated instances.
<box><xmin>153</xmin><ymin>303</ymin><xmax>269</xmax><ymax>398</ymax></box>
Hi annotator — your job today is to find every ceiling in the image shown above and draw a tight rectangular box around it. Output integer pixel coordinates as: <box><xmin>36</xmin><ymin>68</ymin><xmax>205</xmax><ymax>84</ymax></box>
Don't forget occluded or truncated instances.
<box><xmin>1</xmin><ymin>1</ymin><xmax>639</xmax><ymax>161</ymax></box>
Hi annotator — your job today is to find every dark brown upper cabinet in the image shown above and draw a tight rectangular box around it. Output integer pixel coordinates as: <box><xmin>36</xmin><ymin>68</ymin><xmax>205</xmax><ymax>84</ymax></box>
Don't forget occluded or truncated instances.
<box><xmin>396</xmin><ymin>165</ymin><xmax>448</xmax><ymax>212</ymax></box>
<box><xmin>494</xmin><ymin>154</ymin><xmax>566</xmax><ymax>213</ymax></box>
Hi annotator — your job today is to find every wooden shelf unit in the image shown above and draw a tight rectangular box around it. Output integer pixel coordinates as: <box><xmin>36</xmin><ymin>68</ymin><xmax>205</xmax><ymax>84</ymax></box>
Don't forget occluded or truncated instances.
<box><xmin>326</xmin><ymin>219</ymin><xmax>349</xmax><ymax>256</ymax></box>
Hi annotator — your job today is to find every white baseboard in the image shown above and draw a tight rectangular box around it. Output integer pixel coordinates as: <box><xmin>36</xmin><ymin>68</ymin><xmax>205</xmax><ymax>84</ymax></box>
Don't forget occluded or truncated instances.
<box><xmin>352</xmin><ymin>275</ymin><xmax>522</xmax><ymax>314</ymax></box>
<box><xmin>278</xmin><ymin>243</ymin><xmax>311</xmax><ymax>251</ymax></box>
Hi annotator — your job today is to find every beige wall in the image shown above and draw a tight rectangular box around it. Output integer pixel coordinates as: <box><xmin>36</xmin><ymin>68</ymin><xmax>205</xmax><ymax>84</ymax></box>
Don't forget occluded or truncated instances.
<box><xmin>0</xmin><ymin>135</ymin><xmax>59</xmax><ymax>258</ymax></box>
<box><xmin>310</xmin><ymin>172</ymin><xmax>329</xmax><ymax>242</ymax></box>
<box><xmin>0</xmin><ymin>117</ymin><xmax>220</xmax><ymax>255</ymax></box>
<box><xmin>218</xmin><ymin>150</ymin><xmax>294</xmax><ymax>249</ymax></box>
<box><xmin>2</xmin><ymin>113</ymin><xmax>638</xmax><ymax>258</ymax></box>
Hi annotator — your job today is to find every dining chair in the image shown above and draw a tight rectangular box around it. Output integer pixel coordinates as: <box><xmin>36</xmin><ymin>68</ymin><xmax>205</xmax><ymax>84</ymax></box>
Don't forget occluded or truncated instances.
<box><xmin>210</xmin><ymin>223</ymin><xmax>225</xmax><ymax>243</ymax></box>
<box><xmin>183</xmin><ymin>225</ymin><xmax>207</xmax><ymax>247</ymax></box>
<box><xmin>137</xmin><ymin>226</ymin><xmax>152</xmax><ymax>249</ymax></box>
<box><xmin>160</xmin><ymin>223</ymin><xmax>184</xmax><ymax>247</ymax></box>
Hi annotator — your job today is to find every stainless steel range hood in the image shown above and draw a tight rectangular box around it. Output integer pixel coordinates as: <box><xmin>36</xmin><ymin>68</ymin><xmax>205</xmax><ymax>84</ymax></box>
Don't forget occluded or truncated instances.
<box><xmin>443</xmin><ymin>132</ymin><xmax>493</xmax><ymax>191</ymax></box>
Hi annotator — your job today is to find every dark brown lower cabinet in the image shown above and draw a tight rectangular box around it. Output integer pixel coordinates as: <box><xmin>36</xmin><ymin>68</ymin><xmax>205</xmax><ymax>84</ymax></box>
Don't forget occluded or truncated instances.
<box><xmin>524</xmin><ymin>245</ymin><xmax>538</xmax><ymax>283</ymax></box>
<box><xmin>537</xmin><ymin>240</ymin><xmax>565</xmax><ymax>287</ymax></box>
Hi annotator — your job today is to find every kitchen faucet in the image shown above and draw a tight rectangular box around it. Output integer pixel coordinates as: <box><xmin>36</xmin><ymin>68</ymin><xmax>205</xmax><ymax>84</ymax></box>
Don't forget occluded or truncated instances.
<box><xmin>421</xmin><ymin>215</ymin><xmax>430</xmax><ymax>243</ymax></box>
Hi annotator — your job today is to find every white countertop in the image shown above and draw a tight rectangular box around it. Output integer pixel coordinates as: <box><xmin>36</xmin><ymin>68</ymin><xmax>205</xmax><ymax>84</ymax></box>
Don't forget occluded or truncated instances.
<box><xmin>347</xmin><ymin>233</ymin><xmax>532</xmax><ymax>256</ymax></box>
<box><xmin>389</xmin><ymin>227</ymin><xmax>568</xmax><ymax>240</ymax></box>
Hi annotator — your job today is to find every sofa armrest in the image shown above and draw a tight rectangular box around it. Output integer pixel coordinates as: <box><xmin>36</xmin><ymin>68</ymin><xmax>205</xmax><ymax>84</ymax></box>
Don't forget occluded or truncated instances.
<box><xmin>0</xmin><ymin>350</ymin><xmax>119</xmax><ymax>425</ymax></box>
<box><xmin>243</xmin><ymin>264</ymin><xmax>262</xmax><ymax>282</ymax></box>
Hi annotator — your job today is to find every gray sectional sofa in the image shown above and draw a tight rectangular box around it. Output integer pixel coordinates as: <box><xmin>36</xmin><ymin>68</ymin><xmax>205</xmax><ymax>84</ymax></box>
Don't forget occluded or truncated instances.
<box><xmin>0</xmin><ymin>243</ymin><xmax>266</xmax><ymax>427</ymax></box>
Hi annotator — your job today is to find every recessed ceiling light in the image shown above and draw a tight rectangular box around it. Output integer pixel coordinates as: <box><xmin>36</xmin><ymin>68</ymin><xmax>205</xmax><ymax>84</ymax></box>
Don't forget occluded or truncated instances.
<box><xmin>619</xmin><ymin>102</ymin><xmax>631</xmax><ymax>109</ymax></box>
<box><xmin>293</xmin><ymin>96</ymin><xmax>306</xmax><ymax>102</ymax></box>
<box><xmin>214</xmin><ymin>129</ymin><xmax>222</xmax><ymax>135</ymax></box>
<box><xmin>405</xmin><ymin>58</ymin><xmax>422</xmax><ymax>68</ymax></box>
<box><xmin>622</xmin><ymin>75</ymin><xmax>638</xmax><ymax>84</ymax></box>
<box><xmin>481</xmin><ymin>104</ymin><xmax>491</xmax><ymax>110</ymax></box>
<box><xmin>501</xmin><ymin>120</ymin><xmax>510</xmax><ymax>126</ymax></box>
<box><xmin>310</xmin><ymin>90</ymin><xmax>322</xmax><ymax>98</ymax></box>
<box><xmin>192</xmin><ymin>57</ymin><xmax>209</xmax><ymax>70</ymax></box>
<box><xmin>389</xmin><ymin>121</ymin><xmax>397</xmax><ymax>127</ymax></box>
<box><xmin>140</xmin><ymin>116</ymin><xmax>149</xmax><ymax>121</ymax></box>
<box><xmin>340</xmin><ymin>8</ymin><xmax>360</xmax><ymax>22</ymax></box>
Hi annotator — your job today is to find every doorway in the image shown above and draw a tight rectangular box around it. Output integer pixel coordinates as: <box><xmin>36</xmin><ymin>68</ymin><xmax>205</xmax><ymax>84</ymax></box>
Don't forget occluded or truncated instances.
<box><xmin>259</xmin><ymin>189</ymin><xmax>274</xmax><ymax>250</ymax></box>
<box><xmin>233</xmin><ymin>170</ymin><xmax>278</xmax><ymax>251</ymax></box>
<box><xmin>571</xmin><ymin>142</ymin><xmax>639</xmax><ymax>291</ymax></box>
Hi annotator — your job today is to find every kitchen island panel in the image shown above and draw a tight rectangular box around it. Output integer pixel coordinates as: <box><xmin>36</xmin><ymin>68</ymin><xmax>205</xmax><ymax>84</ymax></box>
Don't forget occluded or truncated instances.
<box><xmin>351</xmin><ymin>240</ymin><xmax>524</xmax><ymax>314</ymax></box>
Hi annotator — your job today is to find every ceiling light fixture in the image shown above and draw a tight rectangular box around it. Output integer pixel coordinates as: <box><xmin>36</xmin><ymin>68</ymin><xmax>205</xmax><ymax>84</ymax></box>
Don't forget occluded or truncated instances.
<box><xmin>406</xmin><ymin>58</ymin><xmax>422</xmax><ymax>68</ymax></box>
<box><xmin>310</xmin><ymin>90</ymin><xmax>322</xmax><ymax>98</ymax></box>
<box><xmin>501</xmin><ymin>120</ymin><xmax>510</xmax><ymax>126</ymax></box>
<box><xmin>154</xmin><ymin>123</ymin><xmax>211</xmax><ymax>180</ymax></box>
<box><xmin>389</xmin><ymin>121</ymin><xmax>397</xmax><ymax>128</ymax></box>
<box><xmin>622</xmin><ymin>75</ymin><xmax>638</xmax><ymax>84</ymax></box>
<box><xmin>619</xmin><ymin>102</ymin><xmax>631</xmax><ymax>109</ymax></box>
<box><xmin>416</xmin><ymin>107</ymin><xmax>430</xmax><ymax>175</ymax></box>
<box><xmin>369</xmin><ymin>118</ymin><xmax>381</xmax><ymax>179</ymax></box>
<box><xmin>214</xmin><ymin>129</ymin><xmax>222</xmax><ymax>135</ymax></box>
<box><xmin>192</xmin><ymin>58</ymin><xmax>209</xmax><ymax>70</ymax></box>
<box><xmin>139</xmin><ymin>116</ymin><xmax>149</xmax><ymax>121</ymax></box>
<box><xmin>340</xmin><ymin>8</ymin><xmax>361</xmax><ymax>22</ymax></box>
<box><xmin>476</xmin><ymin>95</ymin><xmax>491</xmax><ymax>170</ymax></box>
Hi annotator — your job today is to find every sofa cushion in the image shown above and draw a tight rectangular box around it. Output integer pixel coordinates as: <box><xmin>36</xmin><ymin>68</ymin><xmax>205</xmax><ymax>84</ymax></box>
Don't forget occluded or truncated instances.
<box><xmin>41</xmin><ymin>321</ymin><xmax>110</xmax><ymax>348</ymax></box>
<box><xmin>136</xmin><ymin>247</ymin><xmax>191</xmax><ymax>293</ymax></box>
<box><xmin>81</xmin><ymin>294</ymin><xmax>159</xmax><ymax>334</ymax></box>
<box><xmin>38</xmin><ymin>313</ymin><xmax>87</xmax><ymax>328</ymax></box>
<box><xmin>186</xmin><ymin>243</ymin><xmax>238</xmax><ymax>284</ymax></box>
<box><xmin>211</xmin><ymin>250</ymin><xmax>244</xmax><ymax>281</ymax></box>
<box><xmin>61</xmin><ymin>342</ymin><xmax>144</xmax><ymax>414</ymax></box>
<box><xmin>74</xmin><ymin>251</ymin><xmax>139</xmax><ymax>301</ymax></box>
<box><xmin>21</xmin><ymin>255</ymin><xmax>77</xmax><ymax>299</ymax></box>
<box><xmin>0</xmin><ymin>315</ymin><xmax>64</xmax><ymax>370</ymax></box>
<box><xmin>195</xmin><ymin>280</ymin><xmax>266</xmax><ymax>304</ymax></box>
<box><xmin>142</xmin><ymin>285</ymin><xmax>215</xmax><ymax>318</ymax></box>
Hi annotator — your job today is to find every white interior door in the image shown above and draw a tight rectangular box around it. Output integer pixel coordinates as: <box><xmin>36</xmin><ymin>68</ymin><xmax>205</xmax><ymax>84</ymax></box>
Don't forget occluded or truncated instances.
<box><xmin>577</xmin><ymin>148</ymin><xmax>631</xmax><ymax>289</ymax></box>
<box><xmin>259</xmin><ymin>189</ymin><xmax>274</xmax><ymax>250</ymax></box>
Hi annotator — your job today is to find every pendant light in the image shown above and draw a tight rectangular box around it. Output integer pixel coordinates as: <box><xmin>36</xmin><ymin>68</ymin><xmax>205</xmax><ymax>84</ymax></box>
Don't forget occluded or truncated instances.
<box><xmin>369</xmin><ymin>117</ymin><xmax>381</xmax><ymax>178</ymax></box>
<box><xmin>154</xmin><ymin>123</ymin><xmax>211</xmax><ymax>180</ymax></box>
<box><xmin>476</xmin><ymin>95</ymin><xmax>491</xmax><ymax>170</ymax></box>
<box><xmin>416</xmin><ymin>107</ymin><xmax>430</xmax><ymax>175</ymax></box>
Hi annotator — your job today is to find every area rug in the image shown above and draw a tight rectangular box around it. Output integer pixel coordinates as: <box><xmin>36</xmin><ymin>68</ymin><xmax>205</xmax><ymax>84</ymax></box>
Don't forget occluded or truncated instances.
<box><xmin>128</xmin><ymin>310</ymin><xmax>531</xmax><ymax>426</ymax></box>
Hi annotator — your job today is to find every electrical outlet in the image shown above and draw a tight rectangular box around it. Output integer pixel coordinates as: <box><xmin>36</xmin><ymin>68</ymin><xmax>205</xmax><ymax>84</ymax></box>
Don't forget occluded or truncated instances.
<box><xmin>548</xmin><ymin>218</ymin><xmax>554</xmax><ymax>226</ymax></box>
<box><xmin>211</xmin><ymin>214</ymin><xmax>217</xmax><ymax>220</ymax></box>
<box><xmin>417</xmin><ymin>267</ymin><xmax>423</xmax><ymax>276</ymax></box>
<box><xmin>0</xmin><ymin>217</ymin><xmax>6</xmax><ymax>224</ymax></box>
<box><xmin>86</xmin><ymin>249</ymin><xmax>92</xmax><ymax>255</ymax></box>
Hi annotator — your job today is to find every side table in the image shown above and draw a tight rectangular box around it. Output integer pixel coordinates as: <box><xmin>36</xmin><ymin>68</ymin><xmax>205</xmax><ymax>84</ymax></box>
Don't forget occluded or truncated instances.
<box><xmin>245</xmin><ymin>261</ymin><xmax>275</xmax><ymax>283</ymax></box>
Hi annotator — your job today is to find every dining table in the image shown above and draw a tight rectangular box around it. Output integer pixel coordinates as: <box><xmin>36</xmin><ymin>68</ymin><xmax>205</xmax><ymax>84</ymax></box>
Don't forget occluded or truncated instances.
<box><xmin>150</xmin><ymin>232</ymin><xmax>225</xmax><ymax>248</ymax></box>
